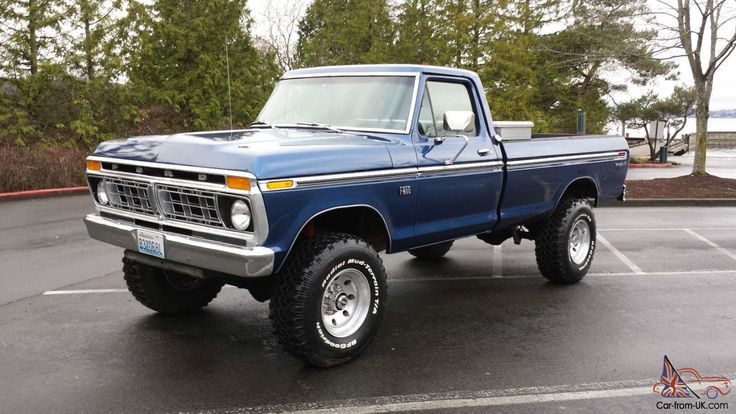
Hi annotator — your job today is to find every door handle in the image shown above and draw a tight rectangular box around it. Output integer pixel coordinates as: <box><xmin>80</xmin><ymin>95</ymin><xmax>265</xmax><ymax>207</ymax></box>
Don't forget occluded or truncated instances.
<box><xmin>477</xmin><ymin>148</ymin><xmax>491</xmax><ymax>156</ymax></box>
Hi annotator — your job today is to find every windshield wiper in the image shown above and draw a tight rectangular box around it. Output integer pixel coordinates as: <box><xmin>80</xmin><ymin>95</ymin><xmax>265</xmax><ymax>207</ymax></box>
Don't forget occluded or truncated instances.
<box><xmin>295</xmin><ymin>122</ymin><xmax>343</xmax><ymax>133</ymax></box>
<box><xmin>249</xmin><ymin>120</ymin><xmax>274</xmax><ymax>128</ymax></box>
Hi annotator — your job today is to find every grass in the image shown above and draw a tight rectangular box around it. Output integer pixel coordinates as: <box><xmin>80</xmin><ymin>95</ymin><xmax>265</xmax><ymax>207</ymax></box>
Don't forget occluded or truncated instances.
<box><xmin>0</xmin><ymin>146</ymin><xmax>87</xmax><ymax>193</ymax></box>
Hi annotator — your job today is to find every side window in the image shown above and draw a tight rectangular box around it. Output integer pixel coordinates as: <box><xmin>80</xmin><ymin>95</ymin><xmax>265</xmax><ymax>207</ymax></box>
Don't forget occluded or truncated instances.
<box><xmin>417</xmin><ymin>81</ymin><xmax>478</xmax><ymax>138</ymax></box>
<box><xmin>417</xmin><ymin>88</ymin><xmax>437</xmax><ymax>137</ymax></box>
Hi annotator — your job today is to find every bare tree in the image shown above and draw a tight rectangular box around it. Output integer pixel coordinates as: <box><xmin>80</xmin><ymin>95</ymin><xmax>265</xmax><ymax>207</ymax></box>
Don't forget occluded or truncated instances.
<box><xmin>655</xmin><ymin>0</ymin><xmax>736</xmax><ymax>176</ymax></box>
<box><xmin>259</xmin><ymin>0</ymin><xmax>305</xmax><ymax>71</ymax></box>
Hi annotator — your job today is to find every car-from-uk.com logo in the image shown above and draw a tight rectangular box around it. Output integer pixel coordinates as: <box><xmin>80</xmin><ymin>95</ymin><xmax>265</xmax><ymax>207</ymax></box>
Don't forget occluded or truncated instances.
<box><xmin>653</xmin><ymin>355</ymin><xmax>731</xmax><ymax>410</ymax></box>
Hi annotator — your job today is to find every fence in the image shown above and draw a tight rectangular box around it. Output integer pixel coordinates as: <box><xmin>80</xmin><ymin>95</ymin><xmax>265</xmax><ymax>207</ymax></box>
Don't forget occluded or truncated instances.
<box><xmin>686</xmin><ymin>131</ymin><xmax>736</xmax><ymax>150</ymax></box>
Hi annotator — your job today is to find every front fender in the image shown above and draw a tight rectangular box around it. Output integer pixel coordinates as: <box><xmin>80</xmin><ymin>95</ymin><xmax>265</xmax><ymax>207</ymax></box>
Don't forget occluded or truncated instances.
<box><xmin>260</xmin><ymin>185</ymin><xmax>398</xmax><ymax>271</ymax></box>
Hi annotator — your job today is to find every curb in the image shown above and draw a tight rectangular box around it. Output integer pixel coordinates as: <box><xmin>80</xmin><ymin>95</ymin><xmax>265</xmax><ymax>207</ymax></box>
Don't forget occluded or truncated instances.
<box><xmin>612</xmin><ymin>198</ymin><xmax>736</xmax><ymax>207</ymax></box>
<box><xmin>628</xmin><ymin>163</ymin><xmax>674</xmax><ymax>169</ymax></box>
<box><xmin>0</xmin><ymin>187</ymin><xmax>88</xmax><ymax>202</ymax></box>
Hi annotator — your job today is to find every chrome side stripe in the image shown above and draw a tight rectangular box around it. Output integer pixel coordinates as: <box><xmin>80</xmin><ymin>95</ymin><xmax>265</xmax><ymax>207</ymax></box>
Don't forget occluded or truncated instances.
<box><xmin>258</xmin><ymin>161</ymin><xmax>504</xmax><ymax>191</ymax></box>
<box><xmin>418</xmin><ymin>161</ymin><xmax>504</xmax><ymax>175</ymax></box>
<box><xmin>258</xmin><ymin>151</ymin><xmax>625</xmax><ymax>192</ymax></box>
<box><xmin>296</xmin><ymin>167</ymin><xmax>418</xmax><ymax>187</ymax></box>
<box><xmin>506</xmin><ymin>151</ymin><xmax>626</xmax><ymax>170</ymax></box>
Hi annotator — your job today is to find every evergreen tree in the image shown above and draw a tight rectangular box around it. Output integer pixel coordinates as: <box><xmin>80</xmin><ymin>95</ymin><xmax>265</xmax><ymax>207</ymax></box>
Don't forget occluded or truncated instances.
<box><xmin>473</xmin><ymin>0</ymin><xmax>562</xmax><ymax>128</ymax></box>
<box><xmin>296</xmin><ymin>0</ymin><xmax>394</xmax><ymax>67</ymax></box>
<box><xmin>0</xmin><ymin>0</ymin><xmax>66</xmax><ymax>76</ymax></box>
<box><xmin>392</xmin><ymin>0</ymin><xmax>452</xmax><ymax>65</ymax></box>
<box><xmin>65</xmin><ymin>0</ymin><xmax>126</xmax><ymax>81</ymax></box>
<box><xmin>536</xmin><ymin>0</ymin><xmax>673</xmax><ymax>132</ymax></box>
<box><xmin>129</xmin><ymin>0</ymin><xmax>278</xmax><ymax>131</ymax></box>
<box><xmin>0</xmin><ymin>0</ymin><xmax>67</xmax><ymax>145</ymax></box>
<box><xmin>0</xmin><ymin>0</ymin><xmax>679</xmax><ymax>148</ymax></box>
<box><xmin>59</xmin><ymin>1</ymin><xmax>141</xmax><ymax>147</ymax></box>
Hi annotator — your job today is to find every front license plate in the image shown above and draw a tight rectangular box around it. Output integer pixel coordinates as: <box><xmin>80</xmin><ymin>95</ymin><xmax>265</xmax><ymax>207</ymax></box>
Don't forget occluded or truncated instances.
<box><xmin>137</xmin><ymin>230</ymin><xmax>165</xmax><ymax>259</ymax></box>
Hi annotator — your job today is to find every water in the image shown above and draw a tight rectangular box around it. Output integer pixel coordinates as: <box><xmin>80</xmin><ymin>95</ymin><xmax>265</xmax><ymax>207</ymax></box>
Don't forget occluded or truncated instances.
<box><xmin>680</xmin><ymin>118</ymin><xmax>736</xmax><ymax>134</ymax></box>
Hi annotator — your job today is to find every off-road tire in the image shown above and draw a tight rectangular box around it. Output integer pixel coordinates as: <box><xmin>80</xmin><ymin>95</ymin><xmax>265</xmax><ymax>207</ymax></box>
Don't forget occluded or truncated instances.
<box><xmin>269</xmin><ymin>233</ymin><xmax>388</xmax><ymax>367</ymax></box>
<box><xmin>123</xmin><ymin>254</ymin><xmax>223</xmax><ymax>315</ymax></box>
<box><xmin>535</xmin><ymin>198</ymin><xmax>596</xmax><ymax>284</ymax></box>
<box><xmin>408</xmin><ymin>241</ymin><xmax>454</xmax><ymax>260</ymax></box>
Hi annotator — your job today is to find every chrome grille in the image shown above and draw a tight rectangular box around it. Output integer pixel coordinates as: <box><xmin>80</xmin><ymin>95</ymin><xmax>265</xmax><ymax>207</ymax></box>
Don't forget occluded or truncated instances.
<box><xmin>156</xmin><ymin>185</ymin><xmax>223</xmax><ymax>227</ymax></box>
<box><xmin>104</xmin><ymin>177</ymin><xmax>155</xmax><ymax>215</ymax></box>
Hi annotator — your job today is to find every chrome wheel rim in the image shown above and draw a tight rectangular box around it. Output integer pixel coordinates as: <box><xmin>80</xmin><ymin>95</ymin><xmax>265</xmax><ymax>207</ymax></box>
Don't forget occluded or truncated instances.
<box><xmin>321</xmin><ymin>268</ymin><xmax>371</xmax><ymax>338</ymax></box>
<box><xmin>569</xmin><ymin>218</ymin><xmax>591</xmax><ymax>265</ymax></box>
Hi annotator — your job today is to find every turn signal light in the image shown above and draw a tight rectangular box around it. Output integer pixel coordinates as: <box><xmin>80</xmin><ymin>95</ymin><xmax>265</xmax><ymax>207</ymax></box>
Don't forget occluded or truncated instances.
<box><xmin>86</xmin><ymin>160</ymin><xmax>102</xmax><ymax>171</ymax></box>
<box><xmin>226</xmin><ymin>176</ymin><xmax>251</xmax><ymax>191</ymax></box>
<box><xmin>266</xmin><ymin>180</ymin><xmax>294</xmax><ymax>190</ymax></box>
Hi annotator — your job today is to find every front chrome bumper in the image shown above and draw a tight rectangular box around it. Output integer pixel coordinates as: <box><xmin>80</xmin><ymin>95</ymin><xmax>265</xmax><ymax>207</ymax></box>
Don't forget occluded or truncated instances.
<box><xmin>84</xmin><ymin>214</ymin><xmax>274</xmax><ymax>277</ymax></box>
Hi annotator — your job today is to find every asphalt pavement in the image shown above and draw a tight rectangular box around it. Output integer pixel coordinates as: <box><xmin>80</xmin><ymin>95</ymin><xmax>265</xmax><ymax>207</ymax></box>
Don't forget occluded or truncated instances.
<box><xmin>2</xmin><ymin>195</ymin><xmax>736</xmax><ymax>413</ymax></box>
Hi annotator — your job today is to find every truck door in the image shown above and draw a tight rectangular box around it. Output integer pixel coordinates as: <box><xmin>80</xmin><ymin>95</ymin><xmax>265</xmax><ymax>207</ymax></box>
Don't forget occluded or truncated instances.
<box><xmin>412</xmin><ymin>77</ymin><xmax>503</xmax><ymax>245</ymax></box>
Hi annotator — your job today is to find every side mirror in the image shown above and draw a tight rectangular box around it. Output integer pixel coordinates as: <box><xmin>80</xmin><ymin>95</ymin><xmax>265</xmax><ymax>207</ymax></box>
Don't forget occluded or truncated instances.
<box><xmin>443</xmin><ymin>111</ymin><xmax>475</xmax><ymax>133</ymax></box>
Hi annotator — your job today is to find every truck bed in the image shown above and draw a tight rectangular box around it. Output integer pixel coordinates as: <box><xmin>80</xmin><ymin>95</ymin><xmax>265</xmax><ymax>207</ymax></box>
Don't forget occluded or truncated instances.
<box><xmin>497</xmin><ymin>135</ymin><xmax>628</xmax><ymax>229</ymax></box>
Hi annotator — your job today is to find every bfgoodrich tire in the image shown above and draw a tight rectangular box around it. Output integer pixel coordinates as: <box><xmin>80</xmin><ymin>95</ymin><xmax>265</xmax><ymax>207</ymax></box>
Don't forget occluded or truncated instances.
<box><xmin>269</xmin><ymin>233</ymin><xmax>388</xmax><ymax>367</ymax></box>
<box><xmin>122</xmin><ymin>254</ymin><xmax>223</xmax><ymax>315</ymax></box>
<box><xmin>408</xmin><ymin>241</ymin><xmax>454</xmax><ymax>260</ymax></box>
<box><xmin>534</xmin><ymin>198</ymin><xmax>596</xmax><ymax>284</ymax></box>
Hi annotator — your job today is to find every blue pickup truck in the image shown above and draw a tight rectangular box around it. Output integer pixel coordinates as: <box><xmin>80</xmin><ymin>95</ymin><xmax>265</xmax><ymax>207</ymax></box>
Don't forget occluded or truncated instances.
<box><xmin>84</xmin><ymin>64</ymin><xmax>627</xmax><ymax>367</ymax></box>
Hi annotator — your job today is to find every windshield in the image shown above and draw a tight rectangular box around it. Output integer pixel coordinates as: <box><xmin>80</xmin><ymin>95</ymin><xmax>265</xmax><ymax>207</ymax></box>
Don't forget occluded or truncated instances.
<box><xmin>257</xmin><ymin>76</ymin><xmax>417</xmax><ymax>133</ymax></box>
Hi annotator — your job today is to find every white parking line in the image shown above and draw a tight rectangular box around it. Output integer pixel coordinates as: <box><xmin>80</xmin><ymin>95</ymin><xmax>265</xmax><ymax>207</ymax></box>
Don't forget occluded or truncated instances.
<box><xmin>389</xmin><ymin>269</ymin><xmax>736</xmax><ymax>282</ymax></box>
<box><xmin>491</xmin><ymin>245</ymin><xmax>503</xmax><ymax>277</ymax></box>
<box><xmin>596</xmin><ymin>234</ymin><xmax>644</xmax><ymax>274</ymax></box>
<box><xmin>589</xmin><ymin>269</ymin><xmax>736</xmax><ymax>277</ymax></box>
<box><xmin>211</xmin><ymin>377</ymin><xmax>703</xmax><ymax>414</ymax></box>
<box><xmin>683</xmin><ymin>228</ymin><xmax>736</xmax><ymax>262</ymax></box>
<box><xmin>281</xmin><ymin>387</ymin><xmax>654</xmax><ymax>413</ymax></box>
<box><xmin>600</xmin><ymin>227</ymin><xmax>736</xmax><ymax>231</ymax></box>
<box><xmin>42</xmin><ymin>269</ymin><xmax>736</xmax><ymax>295</ymax></box>
<box><xmin>43</xmin><ymin>289</ymin><xmax>128</xmax><ymax>295</ymax></box>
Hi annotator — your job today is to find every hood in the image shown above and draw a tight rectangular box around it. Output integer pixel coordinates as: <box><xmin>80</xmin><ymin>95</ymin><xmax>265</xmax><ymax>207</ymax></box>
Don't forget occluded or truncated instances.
<box><xmin>92</xmin><ymin>128</ymin><xmax>400</xmax><ymax>179</ymax></box>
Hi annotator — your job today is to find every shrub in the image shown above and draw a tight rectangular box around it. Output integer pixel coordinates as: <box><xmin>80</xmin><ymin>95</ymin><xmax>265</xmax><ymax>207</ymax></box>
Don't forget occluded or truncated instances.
<box><xmin>0</xmin><ymin>146</ymin><xmax>87</xmax><ymax>192</ymax></box>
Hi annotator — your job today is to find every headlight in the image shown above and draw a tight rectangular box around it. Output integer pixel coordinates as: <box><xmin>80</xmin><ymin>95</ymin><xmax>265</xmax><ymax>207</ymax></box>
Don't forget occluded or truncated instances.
<box><xmin>96</xmin><ymin>181</ymin><xmax>109</xmax><ymax>205</ymax></box>
<box><xmin>230</xmin><ymin>199</ymin><xmax>251</xmax><ymax>230</ymax></box>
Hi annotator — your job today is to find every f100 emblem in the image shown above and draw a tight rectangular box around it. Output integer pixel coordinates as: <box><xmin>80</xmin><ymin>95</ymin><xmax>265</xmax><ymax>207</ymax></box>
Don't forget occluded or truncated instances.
<box><xmin>399</xmin><ymin>185</ymin><xmax>412</xmax><ymax>196</ymax></box>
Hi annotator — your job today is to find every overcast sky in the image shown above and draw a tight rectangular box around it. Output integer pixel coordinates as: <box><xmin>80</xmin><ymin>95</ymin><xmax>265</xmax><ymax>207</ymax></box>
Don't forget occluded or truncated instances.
<box><xmin>248</xmin><ymin>0</ymin><xmax>736</xmax><ymax>110</ymax></box>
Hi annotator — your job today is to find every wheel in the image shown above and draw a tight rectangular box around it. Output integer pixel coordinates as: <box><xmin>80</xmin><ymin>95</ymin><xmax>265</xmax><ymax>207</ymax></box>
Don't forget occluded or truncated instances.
<box><xmin>706</xmin><ymin>387</ymin><xmax>719</xmax><ymax>399</ymax></box>
<box><xmin>408</xmin><ymin>241</ymin><xmax>454</xmax><ymax>260</ymax></box>
<box><xmin>534</xmin><ymin>197</ymin><xmax>596</xmax><ymax>284</ymax></box>
<box><xmin>122</xmin><ymin>254</ymin><xmax>223</xmax><ymax>315</ymax></box>
<box><xmin>269</xmin><ymin>232</ymin><xmax>388</xmax><ymax>367</ymax></box>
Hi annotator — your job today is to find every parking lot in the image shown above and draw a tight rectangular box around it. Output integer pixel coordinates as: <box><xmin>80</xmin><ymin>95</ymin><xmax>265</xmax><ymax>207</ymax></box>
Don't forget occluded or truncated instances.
<box><xmin>1</xmin><ymin>195</ymin><xmax>736</xmax><ymax>413</ymax></box>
